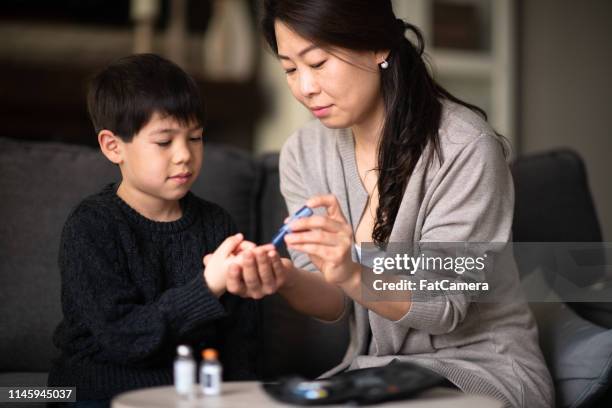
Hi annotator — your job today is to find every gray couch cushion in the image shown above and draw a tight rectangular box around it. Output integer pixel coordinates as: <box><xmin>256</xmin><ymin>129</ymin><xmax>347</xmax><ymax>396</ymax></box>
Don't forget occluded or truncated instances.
<box><xmin>570</xmin><ymin>302</ymin><xmax>612</xmax><ymax>330</ymax></box>
<box><xmin>511</xmin><ymin>150</ymin><xmax>611</xmax><ymax>330</ymax></box>
<box><xmin>191</xmin><ymin>143</ymin><xmax>259</xmax><ymax>240</ymax></box>
<box><xmin>0</xmin><ymin>372</ymin><xmax>48</xmax><ymax>387</ymax></box>
<box><xmin>531</xmin><ymin>302</ymin><xmax>612</xmax><ymax>407</ymax></box>
<box><xmin>256</xmin><ymin>153</ymin><xmax>287</xmax><ymax>247</ymax></box>
<box><xmin>0</xmin><ymin>138</ymin><xmax>119</xmax><ymax>372</ymax></box>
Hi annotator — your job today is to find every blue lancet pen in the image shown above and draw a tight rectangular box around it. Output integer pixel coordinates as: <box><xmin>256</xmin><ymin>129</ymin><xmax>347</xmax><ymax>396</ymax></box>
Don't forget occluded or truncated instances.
<box><xmin>271</xmin><ymin>205</ymin><xmax>314</xmax><ymax>247</ymax></box>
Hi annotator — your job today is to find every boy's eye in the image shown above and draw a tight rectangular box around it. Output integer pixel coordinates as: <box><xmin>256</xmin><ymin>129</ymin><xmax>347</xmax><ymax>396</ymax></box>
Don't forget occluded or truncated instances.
<box><xmin>156</xmin><ymin>141</ymin><xmax>171</xmax><ymax>147</ymax></box>
<box><xmin>190</xmin><ymin>136</ymin><xmax>202</xmax><ymax>142</ymax></box>
<box><xmin>284</xmin><ymin>67</ymin><xmax>296</xmax><ymax>75</ymax></box>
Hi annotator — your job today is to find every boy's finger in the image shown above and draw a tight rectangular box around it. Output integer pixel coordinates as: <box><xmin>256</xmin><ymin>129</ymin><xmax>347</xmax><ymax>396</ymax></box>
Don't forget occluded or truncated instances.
<box><xmin>255</xmin><ymin>248</ymin><xmax>276</xmax><ymax>294</ymax></box>
<box><xmin>268</xmin><ymin>250</ymin><xmax>284</xmax><ymax>282</ymax></box>
<box><xmin>216</xmin><ymin>233</ymin><xmax>244</xmax><ymax>257</ymax></box>
<box><xmin>203</xmin><ymin>254</ymin><xmax>212</xmax><ymax>267</ymax></box>
<box><xmin>258</xmin><ymin>243</ymin><xmax>276</xmax><ymax>252</ymax></box>
<box><xmin>235</xmin><ymin>240</ymin><xmax>256</xmax><ymax>253</ymax></box>
<box><xmin>227</xmin><ymin>264</ymin><xmax>246</xmax><ymax>295</ymax></box>
<box><xmin>242</xmin><ymin>251</ymin><xmax>263</xmax><ymax>299</ymax></box>
<box><xmin>280</xmin><ymin>258</ymin><xmax>293</xmax><ymax>268</ymax></box>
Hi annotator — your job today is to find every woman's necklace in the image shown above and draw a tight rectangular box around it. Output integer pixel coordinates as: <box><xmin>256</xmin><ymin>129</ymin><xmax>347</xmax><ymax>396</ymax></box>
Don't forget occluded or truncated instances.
<box><xmin>355</xmin><ymin>141</ymin><xmax>379</xmax><ymax>220</ymax></box>
<box><xmin>361</xmin><ymin>168</ymin><xmax>379</xmax><ymax>220</ymax></box>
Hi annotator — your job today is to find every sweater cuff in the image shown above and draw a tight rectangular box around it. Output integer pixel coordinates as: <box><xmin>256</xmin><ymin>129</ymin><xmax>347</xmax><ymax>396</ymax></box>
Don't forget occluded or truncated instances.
<box><xmin>394</xmin><ymin>294</ymin><xmax>448</xmax><ymax>331</ymax></box>
<box><xmin>167</xmin><ymin>274</ymin><xmax>227</xmax><ymax>335</ymax></box>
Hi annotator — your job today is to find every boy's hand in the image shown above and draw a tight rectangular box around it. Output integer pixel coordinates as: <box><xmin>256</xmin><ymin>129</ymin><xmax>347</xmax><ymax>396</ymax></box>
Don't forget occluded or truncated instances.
<box><xmin>226</xmin><ymin>245</ymin><xmax>294</xmax><ymax>299</ymax></box>
<box><xmin>203</xmin><ymin>233</ymin><xmax>249</xmax><ymax>297</ymax></box>
<box><xmin>203</xmin><ymin>239</ymin><xmax>256</xmax><ymax>267</ymax></box>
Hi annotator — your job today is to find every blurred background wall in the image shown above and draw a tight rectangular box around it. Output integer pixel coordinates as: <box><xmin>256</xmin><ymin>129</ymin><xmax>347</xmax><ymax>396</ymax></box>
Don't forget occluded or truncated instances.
<box><xmin>518</xmin><ymin>0</ymin><xmax>612</xmax><ymax>240</ymax></box>
<box><xmin>0</xmin><ymin>0</ymin><xmax>610</xmax><ymax>238</ymax></box>
<box><xmin>0</xmin><ymin>0</ymin><xmax>264</xmax><ymax>151</ymax></box>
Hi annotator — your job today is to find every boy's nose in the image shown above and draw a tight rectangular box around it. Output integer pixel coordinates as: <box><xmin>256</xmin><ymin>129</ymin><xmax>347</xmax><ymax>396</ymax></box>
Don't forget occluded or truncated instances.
<box><xmin>173</xmin><ymin>143</ymin><xmax>191</xmax><ymax>164</ymax></box>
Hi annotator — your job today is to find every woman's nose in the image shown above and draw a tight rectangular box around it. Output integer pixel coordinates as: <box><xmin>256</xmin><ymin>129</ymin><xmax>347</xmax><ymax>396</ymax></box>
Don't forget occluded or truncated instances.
<box><xmin>299</xmin><ymin>71</ymin><xmax>320</xmax><ymax>97</ymax></box>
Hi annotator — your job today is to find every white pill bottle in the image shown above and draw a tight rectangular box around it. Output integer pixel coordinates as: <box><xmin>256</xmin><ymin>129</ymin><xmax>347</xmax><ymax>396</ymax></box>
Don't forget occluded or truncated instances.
<box><xmin>174</xmin><ymin>345</ymin><xmax>196</xmax><ymax>399</ymax></box>
<box><xmin>200</xmin><ymin>348</ymin><xmax>222</xmax><ymax>396</ymax></box>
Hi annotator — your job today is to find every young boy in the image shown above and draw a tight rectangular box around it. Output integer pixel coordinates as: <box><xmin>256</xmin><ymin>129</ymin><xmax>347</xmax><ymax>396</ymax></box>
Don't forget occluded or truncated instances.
<box><xmin>47</xmin><ymin>54</ymin><xmax>258</xmax><ymax>404</ymax></box>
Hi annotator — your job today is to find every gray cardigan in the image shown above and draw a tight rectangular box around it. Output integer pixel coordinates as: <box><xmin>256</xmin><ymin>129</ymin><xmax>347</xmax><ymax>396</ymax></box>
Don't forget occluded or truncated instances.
<box><xmin>278</xmin><ymin>102</ymin><xmax>554</xmax><ymax>408</ymax></box>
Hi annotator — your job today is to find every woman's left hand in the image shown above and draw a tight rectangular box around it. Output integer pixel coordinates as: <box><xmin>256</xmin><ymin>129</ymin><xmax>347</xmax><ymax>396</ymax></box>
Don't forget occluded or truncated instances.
<box><xmin>226</xmin><ymin>244</ymin><xmax>293</xmax><ymax>299</ymax></box>
<box><xmin>284</xmin><ymin>194</ymin><xmax>359</xmax><ymax>286</ymax></box>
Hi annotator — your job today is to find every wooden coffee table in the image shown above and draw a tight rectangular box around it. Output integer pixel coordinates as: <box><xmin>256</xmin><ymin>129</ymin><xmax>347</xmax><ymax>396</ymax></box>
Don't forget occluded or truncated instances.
<box><xmin>111</xmin><ymin>381</ymin><xmax>503</xmax><ymax>407</ymax></box>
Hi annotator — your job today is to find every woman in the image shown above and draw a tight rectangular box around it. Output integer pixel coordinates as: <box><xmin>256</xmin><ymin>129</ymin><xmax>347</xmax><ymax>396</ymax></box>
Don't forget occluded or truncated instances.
<box><xmin>226</xmin><ymin>1</ymin><xmax>553</xmax><ymax>406</ymax></box>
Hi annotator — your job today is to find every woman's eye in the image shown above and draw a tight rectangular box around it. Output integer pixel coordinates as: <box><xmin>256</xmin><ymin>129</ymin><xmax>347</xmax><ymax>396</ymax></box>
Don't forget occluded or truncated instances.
<box><xmin>284</xmin><ymin>67</ymin><xmax>296</xmax><ymax>75</ymax></box>
<box><xmin>311</xmin><ymin>60</ymin><xmax>326</xmax><ymax>69</ymax></box>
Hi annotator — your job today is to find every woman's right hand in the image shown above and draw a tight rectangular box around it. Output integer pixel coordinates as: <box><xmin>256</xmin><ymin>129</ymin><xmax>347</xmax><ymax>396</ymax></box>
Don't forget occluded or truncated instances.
<box><xmin>284</xmin><ymin>195</ymin><xmax>359</xmax><ymax>286</ymax></box>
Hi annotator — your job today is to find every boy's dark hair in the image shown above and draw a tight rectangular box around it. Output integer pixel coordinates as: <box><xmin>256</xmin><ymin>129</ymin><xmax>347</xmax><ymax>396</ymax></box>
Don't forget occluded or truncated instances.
<box><xmin>87</xmin><ymin>53</ymin><xmax>205</xmax><ymax>142</ymax></box>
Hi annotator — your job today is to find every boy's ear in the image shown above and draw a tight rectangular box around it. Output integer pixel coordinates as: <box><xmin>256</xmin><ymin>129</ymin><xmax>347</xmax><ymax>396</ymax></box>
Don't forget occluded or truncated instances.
<box><xmin>98</xmin><ymin>130</ymin><xmax>124</xmax><ymax>165</ymax></box>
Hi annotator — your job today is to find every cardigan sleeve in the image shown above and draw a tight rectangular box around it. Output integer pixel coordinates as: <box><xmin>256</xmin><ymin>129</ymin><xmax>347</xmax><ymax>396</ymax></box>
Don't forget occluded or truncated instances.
<box><xmin>279</xmin><ymin>133</ymin><xmax>319</xmax><ymax>273</ymax></box>
<box><xmin>58</xmin><ymin>205</ymin><xmax>227</xmax><ymax>367</ymax></box>
<box><xmin>394</xmin><ymin>133</ymin><xmax>515</xmax><ymax>334</ymax></box>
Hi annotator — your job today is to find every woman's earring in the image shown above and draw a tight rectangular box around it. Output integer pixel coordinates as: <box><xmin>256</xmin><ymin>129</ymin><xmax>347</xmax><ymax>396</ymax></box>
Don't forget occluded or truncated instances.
<box><xmin>379</xmin><ymin>59</ymin><xmax>389</xmax><ymax>70</ymax></box>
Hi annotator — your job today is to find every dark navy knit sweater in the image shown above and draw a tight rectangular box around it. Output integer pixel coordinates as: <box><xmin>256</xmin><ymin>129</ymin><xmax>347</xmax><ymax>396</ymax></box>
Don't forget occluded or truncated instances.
<box><xmin>48</xmin><ymin>183</ymin><xmax>258</xmax><ymax>400</ymax></box>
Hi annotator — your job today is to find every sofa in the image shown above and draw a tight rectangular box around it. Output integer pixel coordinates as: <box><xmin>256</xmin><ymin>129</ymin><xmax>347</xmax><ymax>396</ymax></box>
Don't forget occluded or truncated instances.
<box><xmin>1</xmin><ymin>137</ymin><xmax>610</xmax><ymax>407</ymax></box>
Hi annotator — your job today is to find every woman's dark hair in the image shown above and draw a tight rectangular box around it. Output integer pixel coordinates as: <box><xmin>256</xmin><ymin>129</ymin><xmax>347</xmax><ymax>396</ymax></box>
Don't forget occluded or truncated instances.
<box><xmin>87</xmin><ymin>53</ymin><xmax>205</xmax><ymax>142</ymax></box>
<box><xmin>262</xmin><ymin>0</ymin><xmax>492</xmax><ymax>246</ymax></box>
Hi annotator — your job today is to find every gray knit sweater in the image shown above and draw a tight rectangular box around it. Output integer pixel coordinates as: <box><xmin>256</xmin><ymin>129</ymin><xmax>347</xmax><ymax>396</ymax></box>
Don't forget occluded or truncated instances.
<box><xmin>279</xmin><ymin>101</ymin><xmax>554</xmax><ymax>408</ymax></box>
